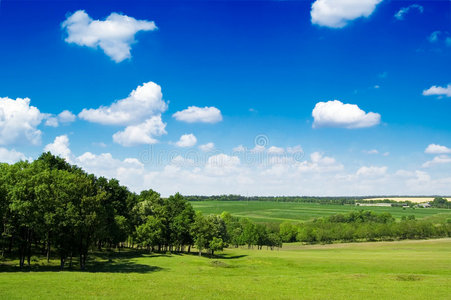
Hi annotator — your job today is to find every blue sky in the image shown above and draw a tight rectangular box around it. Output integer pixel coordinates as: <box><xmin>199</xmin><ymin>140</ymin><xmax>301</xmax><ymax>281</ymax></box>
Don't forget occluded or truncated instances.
<box><xmin>0</xmin><ymin>0</ymin><xmax>450</xmax><ymax>196</ymax></box>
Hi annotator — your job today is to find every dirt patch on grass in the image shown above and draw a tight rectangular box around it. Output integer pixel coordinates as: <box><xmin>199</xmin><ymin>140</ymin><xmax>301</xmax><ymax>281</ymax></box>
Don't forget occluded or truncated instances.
<box><xmin>210</xmin><ymin>260</ymin><xmax>233</xmax><ymax>268</ymax></box>
<box><xmin>395</xmin><ymin>274</ymin><xmax>422</xmax><ymax>281</ymax></box>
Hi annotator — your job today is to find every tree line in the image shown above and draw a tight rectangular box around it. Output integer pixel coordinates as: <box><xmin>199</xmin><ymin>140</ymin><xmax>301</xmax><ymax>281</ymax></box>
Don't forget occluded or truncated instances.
<box><xmin>278</xmin><ymin>210</ymin><xmax>451</xmax><ymax>244</ymax></box>
<box><xmin>186</xmin><ymin>195</ymin><xmax>451</xmax><ymax>208</ymax></box>
<box><xmin>185</xmin><ymin>195</ymin><xmax>362</xmax><ymax>205</ymax></box>
<box><xmin>0</xmin><ymin>153</ymin><xmax>280</xmax><ymax>270</ymax></box>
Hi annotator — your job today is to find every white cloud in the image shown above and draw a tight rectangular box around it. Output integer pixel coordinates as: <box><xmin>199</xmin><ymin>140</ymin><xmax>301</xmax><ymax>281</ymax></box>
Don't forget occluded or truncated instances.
<box><xmin>44</xmin><ymin>110</ymin><xmax>76</xmax><ymax>128</ymax></box>
<box><xmin>44</xmin><ymin>135</ymin><xmax>72</xmax><ymax>161</ymax></box>
<box><xmin>425</xmin><ymin>144</ymin><xmax>451</xmax><ymax>154</ymax></box>
<box><xmin>199</xmin><ymin>142</ymin><xmax>215</xmax><ymax>152</ymax></box>
<box><xmin>233</xmin><ymin>145</ymin><xmax>246</xmax><ymax>153</ymax></box>
<box><xmin>77</xmin><ymin>152</ymin><xmax>145</xmax><ymax>188</ymax></box>
<box><xmin>365</xmin><ymin>149</ymin><xmax>379</xmax><ymax>154</ymax></box>
<box><xmin>175</xmin><ymin>134</ymin><xmax>197</xmax><ymax>148</ymax></box>
<box><xmin>172</xmin><ymin>106</ymin><xmax>222</xmax><ymax>123</ymax></box>
<box><xmin>250</xmin><ymin>145</ymin><xmax>265</xmax><ymax>153</ymax></box>
<box><xmin>297</xmin><ymin>152</ymin><xmax>343</xmax><ymax>173</ymax></box>
<box><xmin>422</xmin><ymin>84</ymin><xmax>451</xmax><ymax>98</ymax></box>
<box><xmin>267</xmin><ymin>146</ymin><xmax>285</xmax><ymax>155</ymax></box>
<box><xmin>113</xmin><ymin>116</ymin><xmax>166</xmax><ymax>147</ymax></box>
<box><xmin>0</xmin><ymin>148</ymin><xmax>29</xmax><ymax>164</ymax></box>
<box><xmin>312</xmin><ymin>100</ymin><xmax>381</xmax><ymax>129</ymax></box>
<box><xmin>205</xmin><ymin>154</ymin><xmax>240</xmax><ymax>176</ymax></box>
<box><xmin>0</xmin><ymin>97</ymin><xmax>44</xmax><ymax>145</ymax></box>
<box><xmin>356</xmin><ymin>166</ymin><xmax>387</xmax><ymax>177</ymax></box>
<box><xmin>45</xmin><ymin>117</ymin><xmax>59</xmax><ymax>127</ymax></box>
<box><xmin>287</xmin><ymin>145</ymin><xmax>304</xmax><ymax>154</ymax></box>
<box><xmin>79</xmin><ymin>81</ymin><xmax>167</xmax><ymax>125</ymax></box>
<box><xmin>37</xmin><ymin>134</ymin><xmax>451</xmax><ymax>196</ymax></box>
<box><xmin>311</xmin><ymin>0</ymin><xmax>382</xmax><ymax>28</ymax></box>
<box><xmin>422</xmin><ymin>155</ymin><xmax>451</xmax><ymax>168</ymax></box>
<box><xmin>428</xmin><ymin>31</ymin><xmax>441</xmax><ymax>43</ymax></box>
<box><xmin>58</xmin><ymin>110</ymin><xmax>76</xmax><ymax>124</ymax></box>
<box><xmin>62</xmin><ymin>10</ymin><xmax>157</xmax><ymax>62</ymax></box>
<box><xmin>394</xmin><ymin>4</ymin><xmax>424</xmax><ymax>20</ymax></box>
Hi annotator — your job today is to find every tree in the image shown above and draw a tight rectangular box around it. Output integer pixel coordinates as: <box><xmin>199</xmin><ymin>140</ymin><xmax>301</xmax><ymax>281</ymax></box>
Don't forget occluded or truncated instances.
<box><xmin>209</xmin><ymin>237</ymin><xmax>224</xmax><ymax>256</ymax></box>
<box><xmin>279</xmin><ymin>222</ymin><xmax>298</xmax><ymax>243</ymax></box>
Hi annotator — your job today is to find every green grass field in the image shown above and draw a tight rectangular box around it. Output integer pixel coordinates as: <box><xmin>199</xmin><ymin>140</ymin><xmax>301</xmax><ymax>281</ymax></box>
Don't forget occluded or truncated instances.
<box><xmin>1</xmin><ymin>239</ymin><xmax>450</xmax><ymax>299</ymax></box>
<box><xmin>190</xmin><ymin>201</ymin><xmax>451</xmax><ymax>223</ymax></box>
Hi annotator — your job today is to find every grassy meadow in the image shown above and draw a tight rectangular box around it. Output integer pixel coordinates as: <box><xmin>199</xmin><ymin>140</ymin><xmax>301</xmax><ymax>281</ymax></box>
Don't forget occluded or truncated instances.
<box><xmin>190</xmin><ymin>201</ymin><xmax>451</xmax><ymax>223</ymax></box>
<box><xmin>1</xmin><ymin>239</ymin><xmax>450</xmax><ymax>299</ymax></box>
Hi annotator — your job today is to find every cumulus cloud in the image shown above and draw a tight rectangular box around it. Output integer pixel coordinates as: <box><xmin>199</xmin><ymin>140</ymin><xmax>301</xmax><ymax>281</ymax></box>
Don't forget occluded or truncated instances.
<box><xmin>312</xmin><ymin>100</ymin><xmax>381</xmax><ymax>129</ymax></box>
<box><xmin>267</xmin><ymin>146</ymin><xmax>285</xmax><ymax>155</ymax></box>
<box><xmin>356</xmin><ymin>166</ymin><xmax>387</xmax><ymax>177</ymax></box>
<box><xmin>172</xmin><ymin>106</ymin><xmax>222</xmax><ymax>123</ymax></box>
<box><xmin>297</xmin><ymin>152</ymin><xmax>343</xmax><ymax>173</ymax></box>
<box><xmin>175</xmin><ymin>134</ymin><xmax>197</xmax><ymax>148</ymax></box>
<box><xmin>43</xmin><ymin>135</ymin><xmax>145</xmax><ymax>189</ymax></box>
<box><xmin>44</xmin><ymin>135</ymin><xmax>72</xmax><ymax>161</ymax></box>
<box><xmin>205</xmin><ymin>154</ymin><xmax>240</xmax><ymax>176</ymax></box>
<box><xmin>62</xmin><ymin>10</ymin><xmax>157</xmax><ymax>62</ymax></box>
<box><xmin>79</xmin><ymin>81</ymin><xmax>167</xmax><ymax>125</ymax></box>
<box><xmin>77</xmin><ymin>152</ymin><xmax>145</xmax><ymax>188</ymax></box>
<box><xmin>310</xmin><ymin>0</ymin><xmax>382</xmax><ymax>28</ymax></box>
<box><xmin>36</xmin><ymin>135</ymin><xmax>451</xmax><ymax>196</ymax></box>
<box><xmin>250</xmin><ymin>145</ymin><xmax>265</xmax><ymax>153</ymax></box>
<box><xmin>45</xmin><ymin>117</ymin><xmax>59</xmax><ymax>127</ymax></box>
<box><xmin>425</xmin><ymin>144</ymin><xmax>451</xmax><ymax>154</ymax></box>
<box><xmin>422</xmin><ymin>155</ymin><xmax>451</xmax><ymax>168</ymax></box>
<box><xmin>287</xmin><ymin>145</ymin><xmax>303</xmax><ymax>154</ymax></box>
<box><xmin>0</xmin><ymin>148</ymin><xmax>29</xmax><ymax>164</ymax></box>
<box><xmin>394</xmin><ymin>4</ymin><xmax>423</xmax><ymax>20</ymax></box>
<box><xmin>0</xmin><ymin>97</ymin><xmax>44</xmax><ymax>145</ymax></box>
<box><xmin>44</xmin><ymin>110</ymin><xmax>76</xmax><ymax>127</ymax></box>
<box><xmin>199</xmin><ymin>142</ymin><xmax>215</xmax><ymax>152</ymax></box>
<box><xmin>233</xmin><ymin>145</ymin><xmax>246</xmax><ymax>153</ymax></box>
<box><xmin>113</xmin><ymin>116</ymin><xmax>167</xmax><ymax>147</ymax></box>
<box><xmin>58</xmin><ymin>110</ymin><xmax>76</xmax><ymax>123</ymax></box>
<box><xmin>422</xmin><ymin>84</ymin><xmax>451</xmax><ymax>98</ymax></box>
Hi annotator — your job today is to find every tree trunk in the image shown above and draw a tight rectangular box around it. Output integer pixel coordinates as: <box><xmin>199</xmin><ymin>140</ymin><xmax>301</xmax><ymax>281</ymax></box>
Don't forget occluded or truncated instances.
<box><xmin>69</xmin><ymin>251</ymin><xmax>73</xmax><ymax>269</ymax></box>
<box><xmin>60</xmin><ymin>257</ymin><xmax>65</xmax><ymax>270</ymax></box>
<box><xmin>188</xmin><ymin>245</ymin><xmax>191</xmax><ymax>253</ymax></box>
<box><xmin>198</xmin><ymin>250</ymin><xmax>202</xmax><ymax>256</ymax></box>
<box><xmin>26</xmin><ymin>230</ymin><xmax>32</xmax><ymax>266</ymax></box>
<box><xmin>8</xmin><ymin>236</ymin><xmax>13</xmax><ymax>254</ymax></box>
<box><xmin>47</xmin><ymin>239</ymin><xmax>51</xmax><ymax>263</ymax></box>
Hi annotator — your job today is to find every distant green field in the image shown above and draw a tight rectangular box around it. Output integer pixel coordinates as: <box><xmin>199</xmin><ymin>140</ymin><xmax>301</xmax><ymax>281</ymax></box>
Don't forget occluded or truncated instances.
<box><xmin>190</xmin><ymin>201</ymin><xmax>451</xmax><ymax>223</ymax></box>
<box><xmin>1</xmin><ymin>239</ymin><xmax>450</xmax><ymax>299</ymax></box>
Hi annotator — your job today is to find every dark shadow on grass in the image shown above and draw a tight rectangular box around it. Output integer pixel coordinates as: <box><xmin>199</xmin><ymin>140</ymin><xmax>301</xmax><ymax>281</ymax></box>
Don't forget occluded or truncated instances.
<box><xmin>88</xmin><ymin>260</ymin><xmax>163</xmax><ymax>274</ymax></box>
<box><xmin>0</xmin><ymin>251</ymin><xmax>164</xmax><ymax>274</ymax></box>
<box><xmin>213</xmin><ymin>254</ymin><xmax>247</xmax><ymax>260</ymax></box>
<box><xmin>180</xmin><ymin>251</ymin><xmax>247</xmax><ymax>260</ymax></box>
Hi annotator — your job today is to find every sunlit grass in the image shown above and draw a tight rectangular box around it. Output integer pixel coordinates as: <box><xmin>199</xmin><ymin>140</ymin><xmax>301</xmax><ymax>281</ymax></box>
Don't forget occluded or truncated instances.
<box><xmin>1</xmin><ymin>239</ymin><xmax>450</xmax><ymax>299</ymax></box>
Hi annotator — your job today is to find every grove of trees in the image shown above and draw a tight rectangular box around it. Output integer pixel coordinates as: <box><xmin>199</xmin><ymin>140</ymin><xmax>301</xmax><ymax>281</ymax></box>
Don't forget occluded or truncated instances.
<box><xmin>278</xmin><ymin>210</ymin><xmax>451</xmax><ymax>244</ymax></box>
<box><xmin>0</xmin><ymin>153</ymin><xmax>281</xmax><ymax>270</ymax></box>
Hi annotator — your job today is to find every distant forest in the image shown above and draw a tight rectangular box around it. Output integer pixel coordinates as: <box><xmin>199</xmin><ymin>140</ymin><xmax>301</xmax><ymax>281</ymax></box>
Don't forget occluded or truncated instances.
<box><xmin>1</xmin><ymin>153</ymin><xmax>450</xmax><ymax>271</ymax></box>
<box><xmin>185</xmin><ymin>195</ymin><xmax>451</xmax><ymax>208</ymax></box>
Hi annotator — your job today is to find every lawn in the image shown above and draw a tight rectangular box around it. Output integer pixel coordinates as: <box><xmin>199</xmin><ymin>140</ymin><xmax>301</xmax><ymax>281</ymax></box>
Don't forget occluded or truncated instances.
<box><xmin>190</xmin><ymin>201</ymin><xmax>451</xmax><ymax>223</ymax></box>
<box><xmin>0</xmin><ymin>239</ymin><xmax>450</xmax><ymax>299</ymax></box>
